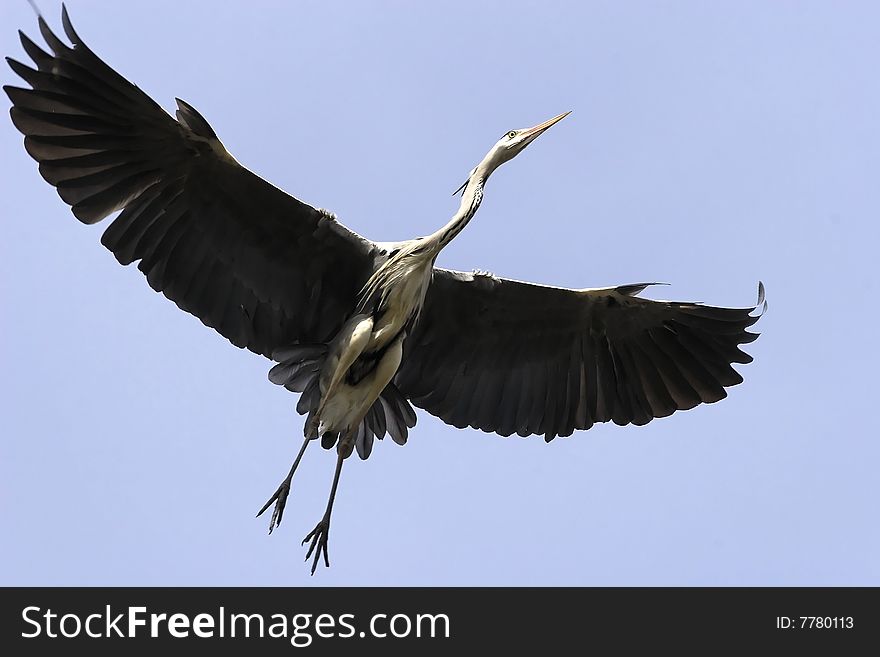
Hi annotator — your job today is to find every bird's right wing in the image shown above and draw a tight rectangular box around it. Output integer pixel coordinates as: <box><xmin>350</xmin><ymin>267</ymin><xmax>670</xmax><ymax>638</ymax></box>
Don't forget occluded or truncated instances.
<box><xmin>396</xmin><ymin>269</ymin><xmax>765</xmax><ymax>440</ymax></box>
<box><xmin>5</xmin><ymin>9</ymin><xmax>381</xmax><ymax>358</ymax></box>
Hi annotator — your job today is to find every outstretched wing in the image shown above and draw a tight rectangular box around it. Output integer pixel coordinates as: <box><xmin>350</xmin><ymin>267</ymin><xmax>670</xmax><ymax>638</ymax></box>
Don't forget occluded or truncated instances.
<box><xmin>396</xmin><ymin>270</ymin><xmax>765</xmax><ymax>440</ymax></box>
<box><xmin>5</xmin><ymin>9</ymin><xmax>380</xmax><ymax>357</ymax></box>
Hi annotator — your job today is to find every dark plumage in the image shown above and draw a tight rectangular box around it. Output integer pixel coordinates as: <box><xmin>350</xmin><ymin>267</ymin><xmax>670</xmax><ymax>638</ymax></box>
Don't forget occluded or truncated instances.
<box><xmin>6</xmin><ymin>7</ymin><xmax>765</xmax><ymax>574</ymax></box>
<box><xmin>399</xmin><ymin>274</ymin><xmax>764</xmax><ymax>440</ymax></box>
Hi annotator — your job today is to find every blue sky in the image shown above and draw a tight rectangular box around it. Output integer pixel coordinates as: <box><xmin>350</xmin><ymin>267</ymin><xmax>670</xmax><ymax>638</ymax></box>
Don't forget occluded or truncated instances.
<box><xmin>1</xmin><ymin>1</ymin><xmax>877</xmax><ymax>585</ymax></box>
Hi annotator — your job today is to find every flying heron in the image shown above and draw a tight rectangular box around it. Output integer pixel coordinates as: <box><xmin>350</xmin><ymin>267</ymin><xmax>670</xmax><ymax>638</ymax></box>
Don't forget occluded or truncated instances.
<box><xmin>6</xmin><ymin>8</ymin><xmax>765</xmax><ymax>574</ymax></box>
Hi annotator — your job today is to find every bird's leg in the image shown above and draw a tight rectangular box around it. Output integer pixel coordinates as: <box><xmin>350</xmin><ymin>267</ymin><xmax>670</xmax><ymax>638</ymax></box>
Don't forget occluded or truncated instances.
<box><xmin>256</xmin><ymin>433</ymin><xmax>311</xmax><ymax>534</ymax></box>
<box><xmin>317</xmin><ymin>317</ymin><xmax>372</xmax><ymax>408</ymax></box>
<box><xmin>302</xmin><ymin>438</ymin><xmax>351</xmax><ymax>575</ymax></box>
<box><xmin>305</xmin><ymin>316</ymin><xmax>373</xmax><ymax>439</ymax></box>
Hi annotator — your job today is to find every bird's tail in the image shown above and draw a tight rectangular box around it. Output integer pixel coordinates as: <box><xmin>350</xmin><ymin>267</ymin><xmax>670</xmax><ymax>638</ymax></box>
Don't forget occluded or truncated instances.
<box><xmin>268</xmin><ymin>344</ymin><xmax>417</xmax><ymax>460</ymax></box>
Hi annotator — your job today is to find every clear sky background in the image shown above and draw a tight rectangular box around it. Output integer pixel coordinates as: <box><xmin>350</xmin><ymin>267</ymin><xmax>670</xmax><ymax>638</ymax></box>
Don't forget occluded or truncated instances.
<box><xmin>1</xmin><ymin>1</ymin><xmax>877</xmax><ymax>586</ymax></box>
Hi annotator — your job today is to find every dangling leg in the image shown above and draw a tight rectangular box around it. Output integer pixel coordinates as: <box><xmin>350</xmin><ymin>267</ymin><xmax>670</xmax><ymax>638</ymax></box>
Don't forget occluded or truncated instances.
<box><xmin>304</xmin><ymin>315</ymin><xmax>373</xmax><ymax>439</ymax></box>
<box><xmin>256</xmin><ymin>433</ymin><xmax>311</xmax><ymax>534</ymax></box>
<box><xmin>302</xmin><ymin>439</ymin><xmax>351</xmax><ymax>575</ymax></box>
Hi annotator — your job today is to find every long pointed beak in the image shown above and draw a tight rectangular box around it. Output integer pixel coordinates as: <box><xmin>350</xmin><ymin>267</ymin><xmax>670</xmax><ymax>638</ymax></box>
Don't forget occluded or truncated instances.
<box><xmin>520</xmin><ymin>111</ymin><xmax>571</xmax><ymax>141</ymax></box>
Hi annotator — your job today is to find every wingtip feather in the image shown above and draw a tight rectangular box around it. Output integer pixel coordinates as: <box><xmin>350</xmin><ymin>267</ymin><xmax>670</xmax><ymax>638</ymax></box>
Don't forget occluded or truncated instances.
<box><xmin>61</xmin><ymin>4</ymin><xmax>81</xmax><ymax>46</ymax></box>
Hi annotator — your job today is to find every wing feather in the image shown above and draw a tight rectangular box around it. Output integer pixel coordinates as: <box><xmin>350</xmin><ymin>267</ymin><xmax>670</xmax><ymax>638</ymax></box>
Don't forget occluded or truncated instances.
<box><xmin>6</xmin><ymin>9</ymin><xmax>380</xmax><ymax>358</ymax></box>
<box><xmin>397</xmin><ymin>271</ymin><xmax>763</xmax><ymax>437</ymax></box>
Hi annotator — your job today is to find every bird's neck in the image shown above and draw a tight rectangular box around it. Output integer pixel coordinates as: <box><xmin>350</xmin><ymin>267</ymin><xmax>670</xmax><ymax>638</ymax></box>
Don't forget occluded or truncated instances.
<box><xmin>425</xmin><ymin>173</ymin><xmax>486</xmax><ymax>258</ymax></box>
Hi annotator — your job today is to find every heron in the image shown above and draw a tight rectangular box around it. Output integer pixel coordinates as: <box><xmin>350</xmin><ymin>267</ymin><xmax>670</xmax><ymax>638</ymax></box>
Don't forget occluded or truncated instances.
<box><xmin>6</xmin><ymin>8</ymin><xmax>765</xmax><ymax>574</ymax></box>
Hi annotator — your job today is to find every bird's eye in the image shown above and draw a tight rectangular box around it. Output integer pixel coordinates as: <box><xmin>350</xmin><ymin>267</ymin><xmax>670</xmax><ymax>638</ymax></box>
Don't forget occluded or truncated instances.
<box><xmin>507</xmin><ymin>131</ymin><xmax>517</xmax><ymax>139</ymax></box>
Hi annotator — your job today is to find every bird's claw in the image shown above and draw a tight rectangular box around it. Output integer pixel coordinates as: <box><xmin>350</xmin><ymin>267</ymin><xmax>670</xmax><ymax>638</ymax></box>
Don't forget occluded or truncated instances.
<box><xmin>302</xmin><ymin>519</ymin><xmax>330</xmax><ymax>575</ymax></box>
<box><xmin>256</xmin><ymin>480</ymin><xmax>291</xmax><ymax>534</ymax></box>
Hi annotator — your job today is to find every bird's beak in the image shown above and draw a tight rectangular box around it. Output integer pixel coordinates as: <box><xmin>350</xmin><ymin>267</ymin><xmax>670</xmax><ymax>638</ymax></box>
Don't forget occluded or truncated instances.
<box><xmin>519</xmin><ymin>111</ymin><xmax>571</xmax><ymax>142</ymax></box>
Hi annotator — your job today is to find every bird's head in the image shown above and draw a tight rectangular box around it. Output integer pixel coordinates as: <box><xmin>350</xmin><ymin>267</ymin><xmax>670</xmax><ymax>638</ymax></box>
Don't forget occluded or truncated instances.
<box><xmin>491</xmin><ymin>111</ymin><xmax>571</xmax><ymax>166</ymax></box>
<box><xmin>456</xmin><ymin>111</ymin><xmax>570</xmax><ymax>195</ymax></box>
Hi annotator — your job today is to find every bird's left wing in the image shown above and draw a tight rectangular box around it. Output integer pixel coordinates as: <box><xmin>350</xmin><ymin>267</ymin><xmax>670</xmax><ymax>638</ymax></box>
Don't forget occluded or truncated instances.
<box><xmin>396</xmin><ymin>269</ymin><xmax>765</xmax><ymax>440</ymax></box>
<box><xmin>5</xmin><ymin>9</ymin><xmax>380</xmax><ymax>358</ymax></box>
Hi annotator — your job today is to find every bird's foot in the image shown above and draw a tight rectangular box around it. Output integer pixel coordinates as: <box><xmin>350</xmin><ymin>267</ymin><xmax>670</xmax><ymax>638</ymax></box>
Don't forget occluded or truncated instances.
<box><xmin>302</xmin><ymin>517</ymin><xmax>331</xmax><ymax>575</ymax></box>
<box><xmin>256</xmin><ymin>479</ymin><xmax>292</xmax><ymax>534</ymax></box>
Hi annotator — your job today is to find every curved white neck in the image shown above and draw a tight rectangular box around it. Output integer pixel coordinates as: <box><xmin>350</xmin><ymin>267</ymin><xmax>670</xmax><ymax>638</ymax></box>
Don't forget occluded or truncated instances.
<box><xmin>427</xmin><ymin>179</ymin><xmax>483</xmax><ymax>255</ymax></box>
<box><xmin>423</xmin><ymin>152</ymin><xmax>500</xmax><ymax>259</ymax></box>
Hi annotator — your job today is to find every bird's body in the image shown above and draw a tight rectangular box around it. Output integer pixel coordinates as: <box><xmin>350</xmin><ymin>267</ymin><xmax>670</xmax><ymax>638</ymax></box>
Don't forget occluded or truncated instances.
<box><xmin>6</xmin><ymin>8</ymin><xmax>765</xmax><ymax>574</ymax></box>
<box><xmin>321</xmin><ymin>260</ymin><xmax>427</xmax><ymax>441</ymax></box>
<box><xmin>306</xmin><ymin>145</ymin><xmax>494</xmax><ymax>454</ymax></box>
